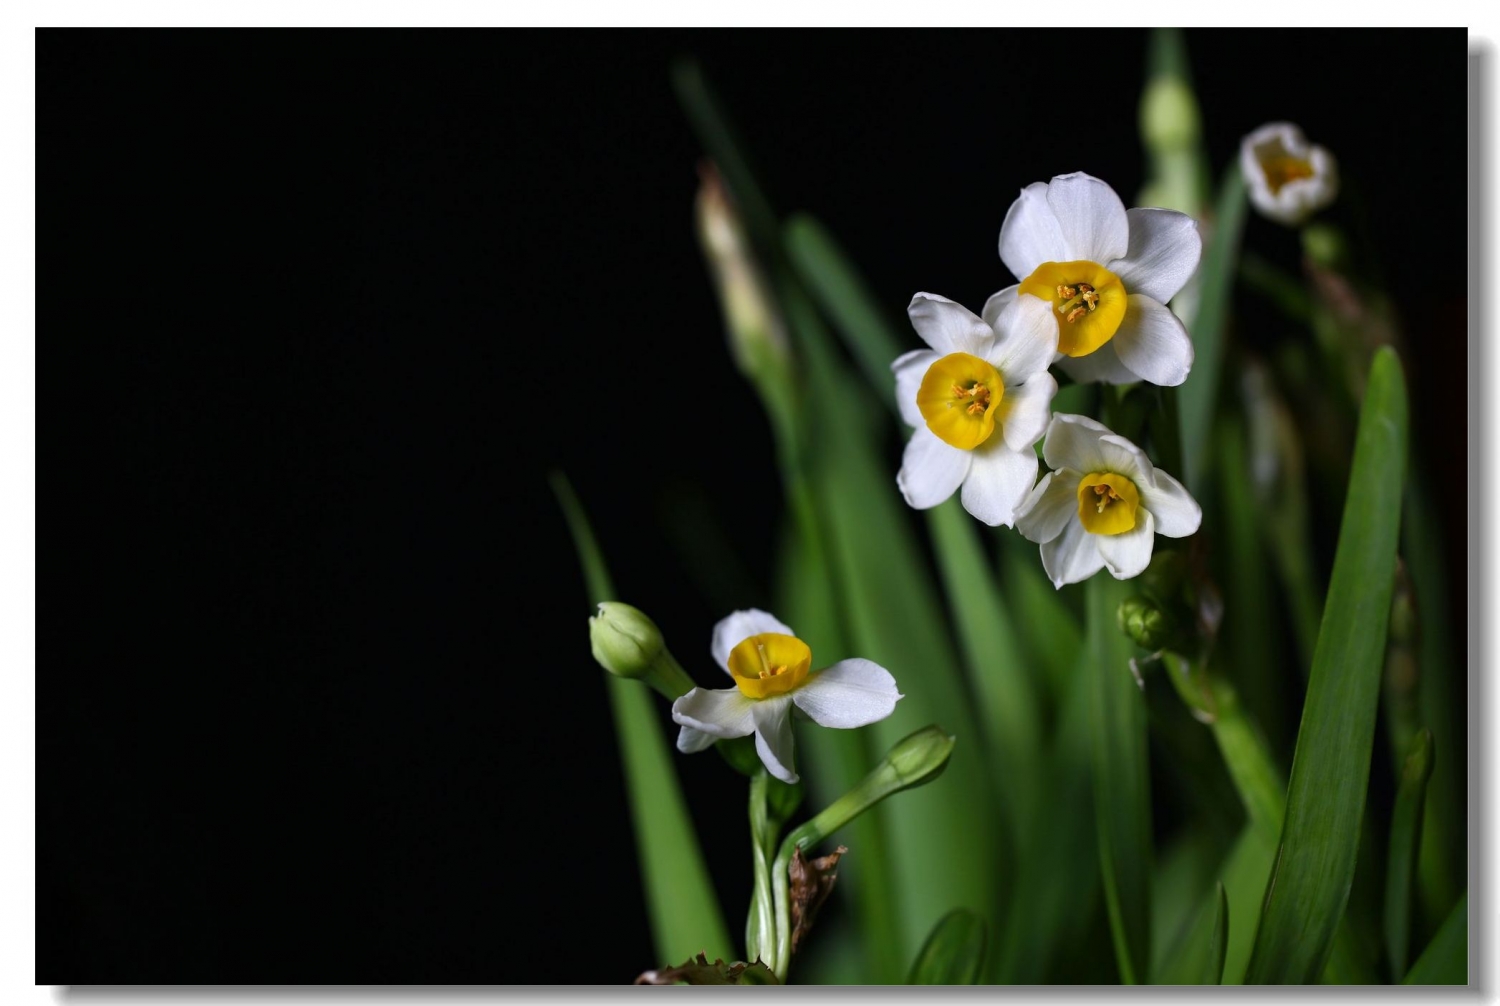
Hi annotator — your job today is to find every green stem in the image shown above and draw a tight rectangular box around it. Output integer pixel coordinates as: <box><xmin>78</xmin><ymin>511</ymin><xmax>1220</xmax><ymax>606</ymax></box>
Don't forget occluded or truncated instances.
<box><xmin>747</xmin><ymin>770</ymin><xmax>777</xmax><ymax>965</ymax></box>
<box><xmin>1207</xmin><ymin>677</ymin><xmax>1286</xmax><ymax>841</ymax></box>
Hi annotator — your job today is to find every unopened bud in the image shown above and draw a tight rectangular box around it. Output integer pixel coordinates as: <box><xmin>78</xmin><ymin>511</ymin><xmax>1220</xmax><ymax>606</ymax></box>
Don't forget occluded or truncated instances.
<box><xmin>1119</xmin><ymin>595</ymin><xmax>1175</xmax><ymax>651</ymax></box>
<box><xmin>696</xmin><ymin>163</ymin><xmax>788</xmax><ymax>374</ymax></box>
<box><xmin>1140</xmin><ymin>77</ymin><xmax>1200</xmax><ymax>153</ymax></box>
<box><xmin>590</xmin><ymin>602</ymin><xmax>663</xmax><ymax>680</ymax></box>
<box><xmin>882</xmin><ymin>725</ymin><xmax>956</xmax><ymax>790</ymax></box>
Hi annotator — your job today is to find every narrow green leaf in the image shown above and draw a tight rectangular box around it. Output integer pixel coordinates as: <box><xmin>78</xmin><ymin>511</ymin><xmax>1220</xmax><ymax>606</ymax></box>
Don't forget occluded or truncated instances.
<box><xmin>1219</xmin><ymin>824</ymin><xmax>1278</xmax><ymax>984</ymax></box>
<box><xmin>1179</xmin><ymin>164</ymin><xmax>1248</xmax><ymax>491</ymax></box>
<box><xmin>1403</xmin><ymin>891</ymin><xmax>1468</xmax><ymax>985</ymax></box>
<box><xmin>1087</xmin><ymin>574</ymin><xmax>1152</xmax><ymax>984</ymax></box>
<box><xmin>1243</xmin><ymin>347</ymin><xmax>1410</xmax><ymax>983</ymax></box>
<box><xmin>785</xmin><ymin>213</ymin><xmax>903</xmax><ymax>406</ymax></box>
<box><xmin>907</xmin><ymin>909</ymin><xmax>989</xmax><ymax>985</ymax></box>
<box><xmin>994</xmin><ymin>658</ymin><xmax>1099</xmax><ymax>983</ymax></box>
<box><xmin>1206</xmin><ymin>677</ymin><xmax>1286</xmax><ymax>843</ymax></box>
<box><xmin>550</xmin><ymin>473</ymin><xmax>734</xmax><ymax>964</ymax></box>
<box><xmin>1405</xmin><ymin>481</ymin><xmax>1465</xmax><ymax>928</ymax></box>
<box><xmin>927</xmin><ymin>499</ymin><xmax>1042</xmax><ymax>816</ymax></box>
<box><xmin>999</xmin><ymin>532</ymin><xmax>1084</xmax><ymax>706</ymax></box>
<box><xmin>1385</xmin><ymin>728</ymin><xmax>1436</xmax><ymax>980</ymax></box>
<box><xmin>1158</xmin><ymin>883</ymin><xmax>1229</xmax><ymax>985</ymax></box>
<box><xmin>781</xmin><ymin>280</ymin><xmax>1000</xmax><ymax>963</ymax></box>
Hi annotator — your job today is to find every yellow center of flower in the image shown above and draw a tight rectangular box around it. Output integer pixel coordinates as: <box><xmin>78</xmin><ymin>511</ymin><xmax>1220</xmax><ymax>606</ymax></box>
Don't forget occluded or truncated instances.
<box><xmin>1076</xmin><ymin>471</ymin><xmax>1140</xmax><ymax>536</ymax></box>
<box><xmin>1260</xmin><ymin>155</ymin><xmax>1316</xmax><ymax>195</ymax></box>
<box><xmin>917</xmin><ymin>352</ymin><xmax>1004</xmax><ymax>450</ymax></box>
<box><xmin>728</xmin><ymin>632</ymin><xmax>812</xmax><ymax>699</ymax></box>
<box><xmin>1017</xmin><ymin>261</ymin><xmax>1128</xmax><ymax>357</ymax></box>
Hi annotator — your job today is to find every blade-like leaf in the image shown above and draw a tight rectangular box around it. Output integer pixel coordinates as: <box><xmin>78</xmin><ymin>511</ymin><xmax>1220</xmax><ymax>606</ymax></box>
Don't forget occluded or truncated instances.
<box><xmin>1158</xmin><ymin>882</ymin><xmax>1229</xmax><ymax>985</ymax></box>
<box><xmin>1180</xmin><ymin>164</ymin><xmax>1248</xmax><ymax>491</ymax></box>
<box><xmin>1385</xmin><ymin>728</ymin><xmax>1436</xmax><ymax>980</ymax></box>
<box><xmin>1403</xmin><ymin>891</ymin><xmax>1468</xmax><ymax>985</ymax></box>
<box><xmin>551</xmin><ymin>473</ymin><xmax>734</xmax><ymax>964</ymax></box>
<box><xmin>999</xmin><ymin>532</ymin><xmax>1085</xmax><ymax>706</ymax></box>
<box><xmin>1088</xmin><ymin>574</ymin><xmax>1152</xmax><ymax>983</ymax></box>
<box><xmin>907</xmin><ymin>909</ymin><xmax>989</xmax><ymax>985</ymax></box>
<box><xmin>1243</xmin><ymin>347</ymin><xmax>1410</xmax><ymax>983</ymax></box>
<box><xmin>785</xmin><ymin>213</ymin><xmax>903</xmax><ymax>406</ymax></box>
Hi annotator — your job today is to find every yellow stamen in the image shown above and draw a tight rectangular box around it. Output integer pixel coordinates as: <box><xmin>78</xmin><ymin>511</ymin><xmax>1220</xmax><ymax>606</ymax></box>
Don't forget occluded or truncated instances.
<box><xmin>917</xmin><ymin>352</ymin><xmax>1005</xmax><ymax>450</ymax></box>
<box><xmin>1076</xmin><ymin>471</ymin><xmax>1140</xmax><ymax>535</ymax></box>
<box><xmin>1019</xmin><ymin>261</ymin><xmax>1127</xmax><ymax>357</ymax></box>
<box><xmin>728</xmin><ymin>633</ymin><xmax>812</xmax><ymax>699</ymax></box>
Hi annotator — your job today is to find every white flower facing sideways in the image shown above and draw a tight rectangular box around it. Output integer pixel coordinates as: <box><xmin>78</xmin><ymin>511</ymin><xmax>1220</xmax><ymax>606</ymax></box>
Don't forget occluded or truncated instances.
<box><xmin>1015</xmin><ymin>413</ymin><xmax>1202</xmax><ymax>588</ymax></box>
<box><xmin>892</xmin><ymin>292</ymin><xmax>1059</xmax><ymax>526</ymax></box>
<box><xmin>671</xmin><ymin>609</ymin><xmax>903</xmax><ymax>784</ymax></box>
<box><xmin>1240</xmin><ymin>122</ymin><xmax>1338</xmax><ymax>227</ymax></box>
<box><xmin>989</xmin><ymin>172</ymin><xmax>1202</xmax><ymax>387</ymax></box>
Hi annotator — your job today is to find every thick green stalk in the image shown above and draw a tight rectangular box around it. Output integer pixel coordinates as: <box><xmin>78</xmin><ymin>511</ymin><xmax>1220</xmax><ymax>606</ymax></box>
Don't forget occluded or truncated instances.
<box><xmin>551</xmin><ymin>473</ymin><xmax>734</xmax><ymax>964</ymax></box>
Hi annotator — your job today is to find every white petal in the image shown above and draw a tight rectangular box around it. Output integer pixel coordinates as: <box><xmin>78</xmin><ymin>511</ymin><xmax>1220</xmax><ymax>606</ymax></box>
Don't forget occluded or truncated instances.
<box><xmin>1041</xmin><ymin>412</ymin><xmax>1113</xmax><ymax>474</ymax></box>
<box><xmin>1045</xmin><ymin>172</ymin><xmax>1129</xmax><ymax>264</ymax></box>
<box><xmin>672</xmin><ymin>686</ymin><xmax>757</xmax><ymax>740</ymax></box>
<box><xmin>999</xmin><ymin>182</ymin><xmax>1070</xmax><ymax>280</ymax></box>
<box><xmin>981</xmin><ymin>284</ymin><xmax>1018</xmax><ymax>328</ymax></box>
<box><xmin>1140</xmin><ymin>468</ymin><xmax>1201</xmax><ymax>538</ymax></box>
<box><xmin>711</xmin><ymin>609</ymin><xmax>794</xmax><ymax>674</ymax></box>
<box><xmin>1055</xmin><ymin>341</ymin><xmax>1140</xmax><ymax>385</ymax></box>
<box><xmin>987</xmin><ymin>293</ymin><xmax>1059</xmax><ymax>381</ymax></box>
<box><xmin>908</xmin><ymin>293</ymin><xmax>992</xmax><ymax>356</ymax></box>
<box><xmin>792</xmin><ymin>658</ymin><xmax>902</xmax><ymax>728</ymax></box>
<box><xmin>752</xmin><ymin>696</ymin><xmax>798</xmax><ymax>784</ymax></box>
<box><xmin>960</xmin><ymin>441</ymin><xmax>1038</xmax><ymax>528</ymax></box>
<box><xmin>1039</xmin><ymin>414</ymin><xmax>1154</xmax><ymax>485</ymax></box>
<box><xmin>676</xmin><ymin>725</ymin><xmax>717</xmax><ymax>754</ymax></box>
<box><xmin>1015</xmin><ymin>470</ymin><xmax>1080</xmax><ymax>544</ymax></box>
<box><xmin>897</xmin><ymin>427</ymin><xmax>972</xmax><ymax>510</ymax></box>
<box><xmin>1096</xmin><ymin>508</ymin><xmax>1157</xmax><ymax>580</ymax></box>
<box><xmin>1112</xmin><ymin>295</ymin><xmax>1195</xmax><ymax>387</ymax></box>
<box><xmin>1110</xmin><ymin>208</ymin><xmax>1203</xmax><ymax>304</ymax></box>
<box><xmin>999</xmin><ymin>372</ymin><xmax>1056</xmax><ymax>452</ymax></box>
<box><xmin>1040</xmin><ymin>516</ymin><xmax>1106</xmax><ymax>588</ymax></box>
<box><xmin>892</xmin><ymin>348</ymin><xmax>938</xmax><ymax>429</ymax></box>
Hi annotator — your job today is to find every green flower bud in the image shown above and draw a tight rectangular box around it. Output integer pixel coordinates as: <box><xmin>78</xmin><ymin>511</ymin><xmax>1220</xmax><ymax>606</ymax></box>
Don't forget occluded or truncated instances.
<box><xmin>882</xmin><ymin>725</ymin><xmax>957</xmax><ymax>790</ymax></box>
<box><xmin>1118</xmin><ymin>595</ymin><xmax>1175</xmax><ymax>651</ymax></box>
<box><xmin>1139</xmin><ymin>77</ymin><xmax>1200</xmax><ymax>153</ymax></box>
<box><xmin>589</xmin><ymin>602</ymin><xmax>662</xmax><ymax>679</ymax></box>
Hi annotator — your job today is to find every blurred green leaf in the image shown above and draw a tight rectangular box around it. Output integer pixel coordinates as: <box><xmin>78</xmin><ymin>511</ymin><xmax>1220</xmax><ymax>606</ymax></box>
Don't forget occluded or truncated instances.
<box><xmin>1180</xmin><ymin>164</ymin><xmax>1248</xmax><ymax>492</ymax></box>
<box><xmin>907</xmin><ymin>909</ymin><xmax>989</xmax><ymax>985</ymax></box>
<box><xmin>787</xmin><ymin>283</ymin><xmax>999</xmax><ymax>961</ymax></box>
<box><xmin>1385</xmin><ymin>728</ymin><xmax>1435</xmax><ymax>980</ymax></box>
<box><xmin>1218</xmin><ymin>824</ymin><xmax>1278</xmax><ymax>984</ymax></box>
<box><xmin>551</xmin><ymin>473</ymin><xmax>734</xmax><ymax>964</ymax></box>
<box><xmin>1402</xmin><ymin>891</ymin><xmax>1467</xmax><ymax>985</ymax></box>
<box><xmin>1087</xmin><ymin>575</ymin><xmax>1152</xmax><ymax>983</ymax></box>
<box><xmin>785</xmin><ymin>213</ymin><xmax>903</xmax><ymax>407</ymax></box>
<box><xmin>994</xmin><ymin>659</ymin><xmax>1099</xmax><ymax>983</ymax></box>
<box><xmin>1158</xmin><ymin>882</ymin><xmax>1229</xmax><ymax>985</ymax></box>
<box><xmin>1404</xmin><ymin>482</ymin><xmax>1465</xmax><ymax>930</ymax></box>
<box><xmin>1000</xmin><ymin>533</ymin><xmax>1085</xmax><ymax>707</ymax></box>
<box><xmin>1244</xmin><ymin>347</ymin><xmax>1410</xmax><ymax>983</ymax></box>
<box><xmin>1206</xmin><ymin>677</ymin><xmax>1286</xmax><ymax>843</ymax></box>
<box><xmin>928</xmin><ymin>501</ymin><xmax>1042</xmax><ymax>817</ymax></box>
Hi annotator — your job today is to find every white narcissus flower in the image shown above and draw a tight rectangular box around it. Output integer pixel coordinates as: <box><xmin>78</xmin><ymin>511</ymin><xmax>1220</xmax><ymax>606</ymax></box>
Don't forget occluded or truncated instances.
<box><xmin>1240</xmin><ymin>122</ymin><xmax>1338</xmax><ymax>227</ymax></box>
<box><xmin>988</xmin><ymin>172</ymin><xmax>1202</xmax><ymax>388</ymax></box>
<box><xmin>671</xmin><ymin>609</ymin><xmax>902</xmax><ymax>784</ymax></box>
<box><xmin>891</xmin><ymin>292</ymin><xmax>1059</xmax><ymax>527</ymax></box>
<box><xmin>1015</xmin><ymin>413</ymin><xmax>1202</xmax><ymax>588</ymax></box>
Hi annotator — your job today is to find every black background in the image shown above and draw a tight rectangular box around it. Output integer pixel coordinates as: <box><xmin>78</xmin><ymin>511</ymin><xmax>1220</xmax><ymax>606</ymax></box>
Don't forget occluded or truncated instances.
<box><xmin>41</xmin><ymin>30</ymin><xmax>1466</xmax><ymax>982</ymax></box>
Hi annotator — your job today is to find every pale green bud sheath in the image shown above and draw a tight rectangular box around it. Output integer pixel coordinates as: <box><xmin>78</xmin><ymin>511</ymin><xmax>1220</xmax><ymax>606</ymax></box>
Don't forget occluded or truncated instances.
<box><xmin>765</xmin><ymin>726</ymin><xmax>956</xmax><ymax>977</ymax></box>
<box><xmin>695</xmin><ymin>164</ymin><xmax>789</xmax><ymax>379</ymax></box>
<box><xmin>588</xmin><ymin>602</ymin><xmax>696</xmax><ymax>701</ymax></box>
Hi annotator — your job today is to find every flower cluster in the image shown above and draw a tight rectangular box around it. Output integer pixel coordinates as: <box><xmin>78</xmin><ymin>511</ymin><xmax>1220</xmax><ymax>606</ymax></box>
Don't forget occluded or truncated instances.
<box><xmin>894</xmin><ymin>171</ymin><xmax>1203</xmax><ymax>586</ymax></box>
